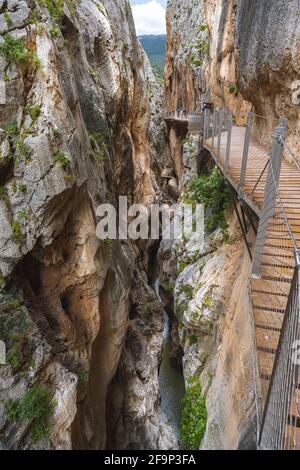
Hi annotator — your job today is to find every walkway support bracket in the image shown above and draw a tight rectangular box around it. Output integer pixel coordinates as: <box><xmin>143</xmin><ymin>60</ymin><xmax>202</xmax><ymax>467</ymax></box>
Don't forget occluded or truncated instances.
<box><xmin>212</xmin><ymin>109</ymin><xmax>218</xmax><ymax>148</ymax></box>
<box><xmin>240</xmin><ymin>112</ymin><xmax>254</xmax><ymax>189</ymax></box>
<box><xmin>230</xmin><ymin>188</ymin><xmax>253</xmax><ymax>261</ymax></box>
<box><xmin>203</xmin><ymin>109</ymin><xmax>210</xmax><ymax>140</ymax></box>
<box><xmin>217</xmin><ymin>110</ymin><xmax>224</xmax><ymax>158</ymax></box>
<box><xmin>225</xmin><ymin>114</ymin><xmax>232</xmax><ymax>173</ymax></box>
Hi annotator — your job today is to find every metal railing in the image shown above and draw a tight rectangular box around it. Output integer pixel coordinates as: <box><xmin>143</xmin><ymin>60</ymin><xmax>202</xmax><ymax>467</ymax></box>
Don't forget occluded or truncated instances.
<box><xmin>255</xmin><ymin>142</ymin><xmax>300</xmax><ymax>450</ymax></box>
<box><xmin>259</xmin><ymin>252</ymin><xmax>300</xmax><ymax>449</ymax></box>
<box><xmin>200</xmin><ymin>108</ymin><xmax>300</xmax><ymax>450</ymax></box>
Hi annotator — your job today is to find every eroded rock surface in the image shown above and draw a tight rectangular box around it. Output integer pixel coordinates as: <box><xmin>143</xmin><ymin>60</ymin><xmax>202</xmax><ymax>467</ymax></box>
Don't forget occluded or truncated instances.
<box><xmin>0</xmin><ymin>0</ymin><xmax>173</xmax><ymax>450</ymax></box>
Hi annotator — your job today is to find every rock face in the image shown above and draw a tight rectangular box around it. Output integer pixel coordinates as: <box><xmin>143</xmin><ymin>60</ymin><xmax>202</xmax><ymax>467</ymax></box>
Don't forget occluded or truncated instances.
<box><xmin>158</xmin><ymin>174</ymin><xmax>257</xmax><ymax>449</ymax></box>
<box><xmin>165</xmin><ymin>0</ymin><xmax>206</xmax><ymax>114</ymax></box>
<box><xmin>174</xmin><ymin>220</ymin><xmax>256</xmax><ymax>449</ymax></box>
<box><xmin>164</xmin><ymin>0</ymin><xmax>207</xmax><ymax>182</ymax></box>
<box><xmin>166</xmin><ymin>0</ymin><xmax>300</xmax><ymax>149</ymax></box>
<box><xmin>235</xmin><ymin>0</ymin><xmax>300</xmax><ymax>154</ymax></box>
<box><xmin>0</xmin><ymin>0</ymin><xmax>173</xmax><ymax>450</ymax></box>
<box><xmin>106</xmin><ymin>245</ymin><xmax>177</xmax><ymax>450</ymax></box>
<box><xmin>198</xmin><ymin>0</ymin><xmax>300</xmax><ymax>151</ymax></box>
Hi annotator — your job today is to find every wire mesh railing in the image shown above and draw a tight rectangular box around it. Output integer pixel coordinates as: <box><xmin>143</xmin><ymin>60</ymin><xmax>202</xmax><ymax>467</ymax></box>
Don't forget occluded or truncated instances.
<box><xmin>257</xmin><ymin>154</ymin><xmax>300</xmax><ymax>449</ymax></box>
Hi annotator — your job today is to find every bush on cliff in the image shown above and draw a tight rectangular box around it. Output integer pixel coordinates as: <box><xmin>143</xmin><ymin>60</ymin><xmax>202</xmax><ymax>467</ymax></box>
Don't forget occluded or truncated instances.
<box><xmin>185</xmin><ymin>168</ymin><xmax>230</xmax><ymax>234</ymax></box>
<box><xmin>180</xmin><ymin>378</ymin><xmax>207</xmax><ymax>449</ymax></box>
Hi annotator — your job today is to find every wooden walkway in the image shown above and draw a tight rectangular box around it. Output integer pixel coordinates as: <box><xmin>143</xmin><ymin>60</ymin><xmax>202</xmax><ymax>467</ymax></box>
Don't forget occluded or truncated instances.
<box><xmin>203</xmin><ymin>127</ymin><xmax>300</xmax><ymax>439</ymax></box>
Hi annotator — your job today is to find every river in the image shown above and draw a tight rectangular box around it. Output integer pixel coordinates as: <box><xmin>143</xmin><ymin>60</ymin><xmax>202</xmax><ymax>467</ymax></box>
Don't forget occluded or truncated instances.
<box><xmin>151</xmin><ymin>274</ymin><xmax>186</xmax><ymax>440</ymax></box>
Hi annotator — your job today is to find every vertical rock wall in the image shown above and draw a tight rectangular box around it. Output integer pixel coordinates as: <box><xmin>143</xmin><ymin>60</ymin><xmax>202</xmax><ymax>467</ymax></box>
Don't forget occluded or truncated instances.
<box><xmin>0</xmin><ymin>0</ymin><xmax>172</xmax><ymax>450</ymax></box>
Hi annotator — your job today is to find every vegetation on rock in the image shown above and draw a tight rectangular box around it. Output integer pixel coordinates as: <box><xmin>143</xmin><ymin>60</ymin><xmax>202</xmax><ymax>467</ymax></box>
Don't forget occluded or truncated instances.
<box><xmin>185</xmin><ymin>168</ymin><xmax>230</xmax><ymax>234</ymax></box>
<box><xmin>11</xmin><ymin>221</ymin><xmax>23</xmax><ymax>244</ymax></box>
<box><xmin>0</xmin><ymin>34</ymin><xmax>39</xmax><ymax>67</ymax></box>
<box><xmin>54</xmin><ymin>151</ymin><xmax>69</xmax><ymax>170</ymax></box>
<box><xmin>180</xmin><ymin>378</ymin><xmax>207</xmax><ymax>449</ymax></box>
<box><xmin>5</xmin><ymin>385</ymin><xmax>54</xmax><ymax>444</ymax></box>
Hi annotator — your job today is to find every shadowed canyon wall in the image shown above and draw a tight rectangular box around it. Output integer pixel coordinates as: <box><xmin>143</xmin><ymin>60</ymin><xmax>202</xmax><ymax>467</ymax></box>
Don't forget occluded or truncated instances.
<box><xmin>0</xmin><ymin>0</ymin><xmax>175</xmax><ymax>450</ymax></box>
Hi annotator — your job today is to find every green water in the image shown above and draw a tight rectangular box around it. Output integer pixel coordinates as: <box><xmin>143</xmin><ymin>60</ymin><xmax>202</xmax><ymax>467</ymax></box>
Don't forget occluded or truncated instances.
<box><xmin>152</xmin><ymin>277</ymin><xmax>186</xmax><ymax>439</ymax></box>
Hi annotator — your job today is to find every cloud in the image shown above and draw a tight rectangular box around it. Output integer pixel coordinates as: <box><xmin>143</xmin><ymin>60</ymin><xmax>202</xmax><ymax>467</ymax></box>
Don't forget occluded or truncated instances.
<box><xmin>132</xmin><ymin>0</ymin><xmax>166</xmax><ymax>35</ymax></box>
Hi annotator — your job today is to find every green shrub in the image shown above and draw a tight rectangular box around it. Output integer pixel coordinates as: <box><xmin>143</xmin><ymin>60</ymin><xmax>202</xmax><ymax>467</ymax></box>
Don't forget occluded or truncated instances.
<box><xmin>180</xmin><ymin>378</ymin><xmax>207</xmax><ymax>449</ymax></box>
<box><xmin>164</xmin><ymin>282</ymin><xmax>175</xmax><ymax>294</ymax></box>
<box><xmin>5</xmin><ymin>385</ymin><xmax>54</xmax><ymax>444</ymax></box>
<box><xmin>0</xmin><ymin>186</ymin><xmax>8</xmax><ymax>201</ymax></box>
<box><xmin>29</xmin><ymin>105</ymin><xmax>41</xmax><ymax>122</ymax></box>
<box><xmin>179</xmin><ymin>285</ymin><xmax>194</xmax><ymax>300</ymax></box>
<box><xmin>7</xmin><ymin>337</ymin><xmax>23</xmax><ymax>369</ymax></box>
<box><xmin>89</xmin><ymin>131</ymin><xmax>104</xmax><ymax>148</ymax></box>
<box><xmin>189</xmin><ymin>23</ymin><xmax>209</xmax><ymax>69</ymax></box>
<box><xmin>49</xmin><ymin>26</ymin><xmax>60</xmax><ymax>38</ymax></box>
<box><xmin>76</xmin><ymin>368</ymin><xmax>87</xmax><ymax>385</ymax></box>
<box><xmin>11</xmin><ymin>221</ymin><xmax>23</xmax><ymax>243</ymax></box>
<box><xmin>0</xmin><ymin>34</ymin><xmax>39</xmax><ymax>67</ymax></box>
<box><xmin>14</xmin><ymin>138</ymin><xmax>30</xmax><ymax>160</ymax></box>
<box><xmin>19</xmin><ymin>184</ymin><xmax>27</xmax><ymax>194</ymax></box>
<box><xmin>18</xmin><ymin>209</ymin><xmax>29</xmax><ymax>221</ymax></box>
<box><xmin>2</xmin><ymin>293</ymin><xmax>21</xmax><ymax>309</ymax></box>
<box><xmin>124</xmin><ymin>1</ymin><xmax>131</xmax><ymax>18</ymax></box>
<box><xmin>52</xmin><ymin>127</ymin><xmax>61</xmax><ymax>139</ymax></box>
<box><xmin>178</xmin><ymin>261</ymin><xmax>188</xmax><ymax>274</ymax></box>
<box><xmin>54</xmin><ymin>150</ymin><xmax>69</xmax><ymax>170</ymax></box>
<box><xmin>122</xmin><ymin>41</ymin><xmax>128</xmax><ymax>53</ymax></box>
<box><xmin>228</xmin><ymin>84</ymin><xmax>238</xmax><ymax>96</ymax></box>
<box><xmin>185</xmin><ymin>168</ymin><xmax>230</xmax><ymax>234</ymax></box>
<box><xmin>38</xmin><ymin>0</ymin><xmax>64</xmax><ymax>23</ymax></box>
<box><xmin>5</xmin><ymin>121</ymin><xmax>19</xmax><ymax>137</ymax></box>
<box><xmin>0</xmin><ymin>272</ymin><xmax>5</xmax><ymax>290</ymax></box>
<box><xmin>189</xmin><ymin>334</ymin><xmax>198</xmax><ymax>345</ymax></box>
<box><xmin>103</xmin><ymin>238</ymin><xmax>112</xmax><ymax>259</ymax></box>
<box><xmin>89</xmin><ymin>67</ymin><xmax>97</xmax><ymax>80</ymax></box>
<box><xmin>174</xmin><ymin>300</ymin><xmax>188</xmax><ymax>319</ymax></box>
<box><xmin>4</xmin><ymin>12</ymin><xmax>12</xmax><ymax>26</ymax></box>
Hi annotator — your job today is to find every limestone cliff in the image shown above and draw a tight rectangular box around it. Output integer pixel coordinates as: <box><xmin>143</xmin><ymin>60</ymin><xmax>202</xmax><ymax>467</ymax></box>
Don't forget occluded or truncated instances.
<box><xmin>0</xmin><ymin>0</ymin><xmax>174</xmax><ymax>450</ymax></box>
<box><xmin>235</xmin><ymin>0</ymin><xmax>300</xmax><ymax>154</ymax></box>
<box><xmin>158</xmin><ymin>138</ymin><xmax>256</xmax><ymax>449</ymax></box>
<box><xmin>166</xmin><ymin>0</ymin><xmax>300</xmax><ymax>145</ymax></box>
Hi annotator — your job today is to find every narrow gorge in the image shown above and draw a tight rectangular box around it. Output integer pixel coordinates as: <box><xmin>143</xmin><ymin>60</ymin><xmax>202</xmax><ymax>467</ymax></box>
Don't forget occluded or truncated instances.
<box><xmin>0</xmin><ymin>0</ymin><xmax>299</xmax><ymax>452</ymax></box>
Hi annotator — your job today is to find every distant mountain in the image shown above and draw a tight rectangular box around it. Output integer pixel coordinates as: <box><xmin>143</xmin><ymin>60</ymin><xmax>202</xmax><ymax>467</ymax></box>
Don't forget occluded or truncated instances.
<box><xmin>139</xmin><ymin>34</ymin><xmax>166</xmax><ymax>79</ymax></box>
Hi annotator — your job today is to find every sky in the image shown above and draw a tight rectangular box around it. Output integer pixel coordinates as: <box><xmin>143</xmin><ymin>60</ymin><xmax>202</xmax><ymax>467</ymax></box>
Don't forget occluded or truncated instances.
<box><xmin>131</xmin><ymin>0</ymin><xmax>167</xmax><ymax>35</ymax></box>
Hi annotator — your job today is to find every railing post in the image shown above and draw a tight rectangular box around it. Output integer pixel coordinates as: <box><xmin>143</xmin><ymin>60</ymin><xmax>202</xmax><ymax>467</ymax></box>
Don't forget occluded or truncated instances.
<box><xmin>212</xmin><ymin>109</ymin><xmax>217</xmax><ymax>147</ymax></box>
<box><xmin>223</xmin><ymin>110</ymin><xmax>228</xmax><ymax>131</ymax></box>
<box><xmin>252</xmin><ymin>120</ymin><xmax>288</xmax><ymax>278</ymax></box>
<box><xmin>204</xmin><ymin>108</ymin><xmax>211</xmax><ymax>140</ymax></box>
<box><xmin>217</xmin><ymin>110</ymin><xmax>224</xmax><ymax>158</ymax></box>
<box><xmin>203</xmin><ymin>109</ymin><xmax>207</xmax><ymax>139</ymax></box>
<box><xmin>225</xmin><ymin>114</ymin><xmax>232</xmax><ymax>173</ymax></box>
<box><xmin>240</xmin><ymin>112</ymin><xmax>254</xmax><ymax>189</ymax></box>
